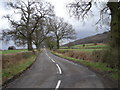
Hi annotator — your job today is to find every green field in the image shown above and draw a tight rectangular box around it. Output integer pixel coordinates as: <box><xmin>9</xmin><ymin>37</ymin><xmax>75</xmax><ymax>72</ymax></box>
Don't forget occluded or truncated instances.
<box><xmin>59</xmin><ymin>43</ymin><xmax>108</xmax><ymax>52</ymax></box>
<box><xmin>0</xmin><ymin>49</ymin><xmax>28</xmax><ymax>54</ymax></box>
<box><xmin>61</xmin><ymin>43</ymin><xmax>108</xmax><ymax>49</ymax></box>
<box><xmin>59</xmin><ymin>48</ymin><xmax>104</xmax><ymax>52</ymax></box>
<box><xmin>72</xmin><ymin>44</ymin><xmax>108</xmax><ymax>48</ymax></box>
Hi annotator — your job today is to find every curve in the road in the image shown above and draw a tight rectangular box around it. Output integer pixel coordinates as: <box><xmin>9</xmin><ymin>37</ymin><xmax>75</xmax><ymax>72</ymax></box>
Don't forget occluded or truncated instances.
<box><xmin>4</xmin><ymin>48</ymin><xmax>117</xmax><ymax>89</ymax></box>
<box><xmin>45</xmin><ymin>48</ymin><xmax>62</xmax><ymax>89</ymax></box>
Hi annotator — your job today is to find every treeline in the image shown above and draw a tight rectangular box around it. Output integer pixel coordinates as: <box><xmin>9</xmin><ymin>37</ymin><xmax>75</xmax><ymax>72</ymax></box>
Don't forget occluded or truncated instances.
<box><xmin>1</xmin><ymin>0</ymin><xmax>76</xmax><ymax>51</ymax></box>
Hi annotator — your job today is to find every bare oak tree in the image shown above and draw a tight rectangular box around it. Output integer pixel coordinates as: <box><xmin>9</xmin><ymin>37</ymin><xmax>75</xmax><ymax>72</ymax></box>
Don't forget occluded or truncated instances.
<box><xmin>32</xmin><ymin>18</ymin><xmax>51</xmax><ymax>50</ymax></box>
<box><xmin>44</xmin><ymin>36</ymin><xmax>57</xmax><ymax>50</ymax></box>
<box><xmin>50</xmin><ymin>17</ymin><xmax>76</xmax><ymax>49</ymax></box>
<box><xmin>2</xmin><ymin>0</ymin><xmax>54</xmax><ymax>50</ymax></box>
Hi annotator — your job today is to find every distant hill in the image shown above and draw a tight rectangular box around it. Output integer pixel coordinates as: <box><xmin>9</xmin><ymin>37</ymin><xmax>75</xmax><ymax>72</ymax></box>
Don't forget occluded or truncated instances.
<box><xmin>63</xmin><ymin>31</ymin><xmax>110</xmax><ymax>46</ymax></box>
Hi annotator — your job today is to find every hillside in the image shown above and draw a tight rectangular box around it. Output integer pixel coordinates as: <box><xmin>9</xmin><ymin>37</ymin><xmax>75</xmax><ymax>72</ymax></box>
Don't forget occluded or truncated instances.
<box><xmin>63</xmin><ymin>31</ymin><xmax>110</xmax><ymax>46</ymax></box>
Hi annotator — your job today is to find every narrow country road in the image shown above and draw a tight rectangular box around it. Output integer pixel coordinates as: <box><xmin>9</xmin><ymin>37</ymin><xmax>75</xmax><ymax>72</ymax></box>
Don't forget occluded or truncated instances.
<box><xmin>4</xmin><ymin>48</ymin><xmax>117</xmax><ymax>89</ymax></box>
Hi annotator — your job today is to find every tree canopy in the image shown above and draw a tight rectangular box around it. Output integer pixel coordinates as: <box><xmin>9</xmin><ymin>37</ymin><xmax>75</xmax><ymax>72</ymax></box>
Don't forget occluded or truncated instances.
<box><xmin>49</xmin><ymin>17</ymin><xmax>76</xmax><ymax>49</ymax></box>
<box><xmin>2</xmin><ymin>0</ymin><xmax>54</xmax><ymax>50</ymax></box>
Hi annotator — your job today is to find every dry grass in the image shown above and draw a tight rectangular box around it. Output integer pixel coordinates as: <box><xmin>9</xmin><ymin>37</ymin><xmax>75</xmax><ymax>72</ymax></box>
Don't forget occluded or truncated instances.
<box><xmin>2</xmin><ymin>51</ymin><xmax>34</xmax><ymax>69</ymax></box>
<box><xmin>55</xmin><ymin>50</ymin><xmax>94</xmax><ymax>62</ymax></box>
<box><xmin>2</xmin><ymin>55</ymin><xmax>36</xmax><ymax>83</ymax></box>
<box><xmin>64</xmin><ymin>51</ymin><xmax>92</xmax><ymax>61</ymax></box>
<box><xmin>2</xmin><ymin>51</ymin><xmax>39</xmax><ymax>84</ymax></box>
<box><xmin>55</xmin><ymin>49</ymin><xmax>119</xmax><ymax>69</ymax></box>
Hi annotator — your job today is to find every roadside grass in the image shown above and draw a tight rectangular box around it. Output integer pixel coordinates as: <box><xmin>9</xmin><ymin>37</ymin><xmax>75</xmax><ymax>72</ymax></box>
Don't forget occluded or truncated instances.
<box><xmin>60</xmin><ymin>46</ymin><xmax>68</xmax><ymax>49</ymax></box>
<box><xmin>0</xmin><ymin>51</ymin><xmax>2</xmax><ymax>54</ymax></box>
<box><xmin>0</xmin><ymin>68</ymin><xmax>2</xmax><ymax>85</ymax></box>
<box><xmin>51</xmin><ymin>50</ymin><xmax>119</xmax><ymax>81</ymax></box>
<box><xmin>2</xmin><ymin>55</ymin><xmax>36</xmax><ymax>83</ymax></box>
<box><xmin>59</xmin><ymin>48</ymin><xmax>103</xmax><ymax>52</ymax></box>
<box><xmin>1</xmin><ymin>49</ymin><xmax>28</xmax><ymax>54</ymax></box>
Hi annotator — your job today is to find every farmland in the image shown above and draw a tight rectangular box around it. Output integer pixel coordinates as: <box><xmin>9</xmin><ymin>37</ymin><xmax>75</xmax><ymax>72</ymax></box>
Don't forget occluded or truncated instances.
<box><xmin>71</xmin><ymin>43</ymin><xmax>108</xmax><ymax>49</ymax></box>
<box><xmin>58</xmin><ymin>48</ymin><xmax>103</xmax><ymax>52</ymax></box>
<box><xmin>59</xmin><ymin>43</ymin><xmax>108</xmax><ymax>52</ymax></box>
<box><xmin>0</xmin><ymin>49</ymin><xmax>28</xmax><ymax>55</ymax></box>
<box><xmin>55</xmin><ymin>43</ymin><xmax>108</xmax><ymax>62</ymax></box>
<box><xmin>61</xmin><ymin>43</ymin><xmax>108</xmax><ymax>49</ymax></box>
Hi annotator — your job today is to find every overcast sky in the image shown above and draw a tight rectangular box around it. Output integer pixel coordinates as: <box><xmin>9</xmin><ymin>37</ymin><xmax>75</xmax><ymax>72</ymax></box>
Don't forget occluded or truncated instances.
<box><xmin>0</xmin><ymin>0</ymin><xmax>110</xmax><ymax>50</ymax></box>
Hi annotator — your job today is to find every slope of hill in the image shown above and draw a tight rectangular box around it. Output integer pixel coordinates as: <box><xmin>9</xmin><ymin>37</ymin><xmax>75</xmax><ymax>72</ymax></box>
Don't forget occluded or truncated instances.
<box><xmin>63</xmin><ymin>31</ymin><xmax>110</xmax><ymax>46</ymax></box>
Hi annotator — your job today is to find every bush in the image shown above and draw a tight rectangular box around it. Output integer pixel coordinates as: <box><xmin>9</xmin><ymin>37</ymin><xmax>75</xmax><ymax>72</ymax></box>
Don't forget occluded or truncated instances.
<box><xmin>102</xmin><ymin>49</ymin><xmax>119</xmax><ymax>68</ymax></box>
<box><xmin>92</xmin><ymin>49</ymin><xmax>119</xmax><ymax>69</ymax></box>
<box><xmin>58</xmin><ymin>50</ymin><xmax>92</xmax><ymax>61</ymax></box>
<box><xmin>8</xmin><ymin>46</ymin><xmax>16</xmax><ymax>50</ymax></box>
<box><xmin>83</xmin><ymin>44</ymin><xmax>85</xmax><ymax>47</ymax></box>
<box><xmin>92</xmin><ymin>50</ymin><xmax>105</xmax><ymax>62</ymax></box>
<box><xmin>55</xmin><ymin>49</ymin><xmax>68</xmax><ymax>54</ymax></box>
<box><xmin>94</xmin><ymin>43</ymin><xmax>97</xmax><ymax>45</ymax></box>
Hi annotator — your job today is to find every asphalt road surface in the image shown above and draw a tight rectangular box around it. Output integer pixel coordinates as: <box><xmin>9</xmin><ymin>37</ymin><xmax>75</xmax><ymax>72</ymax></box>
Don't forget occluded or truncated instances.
<box><xmin>4</xmin><ymin>48</ymin><xmax>117</xmax><ymax>89</ymax></box>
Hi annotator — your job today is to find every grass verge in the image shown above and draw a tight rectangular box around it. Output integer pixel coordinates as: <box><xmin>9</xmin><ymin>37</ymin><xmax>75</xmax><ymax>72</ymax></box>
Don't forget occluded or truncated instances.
<box><xmin>50</xmin><ymin>50</ymin><xmax>119</xmax><ymax>81</ymax></box>
<box><xmin>1</xmin><ymin>49</ymin><xmax>28</xmax><ymax>54</ymax></box>
<box><xmin>2</xmin><ymin>55</ymin><xmax>36</xmax><ymax>84</ymax></box>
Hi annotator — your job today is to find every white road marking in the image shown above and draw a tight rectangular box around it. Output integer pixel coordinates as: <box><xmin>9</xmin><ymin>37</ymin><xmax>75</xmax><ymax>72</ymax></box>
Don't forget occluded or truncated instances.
<box><xmin>56</xmin><ymin>64</ymin><xmax>62</xmax><ymax>74</ymax></box>
<box><xmin>55</xmin><ymin>80</ymin><xmax>61</xmax><ymax>90</ymax></box>
<box><xmin>87</xmin><ymin>75</ymin><xmax>96</xmax><ymax>77</ymax></box>
<box><xmin>47</xmin><ymin>55</ymin><xmax>55</xmax><ymax>63</ymax></box>
<box><xmin>46</xmin><ymin>53</ymin><xmax>48</xmax><ymax>56</ymax></box>
<box><xmin>51</xmin><ymin>59</ymin><xmax>55</xmax><ymax>63</ymax></box>
<box><xmin>45</xmin><ymin>51</ymin><xmax>62</xmax><ymax>74</ymax></box>
<box><xmin>44</xmin><ymin>49</ymin><xmax>62</xmax><ymax>89</ymax></box>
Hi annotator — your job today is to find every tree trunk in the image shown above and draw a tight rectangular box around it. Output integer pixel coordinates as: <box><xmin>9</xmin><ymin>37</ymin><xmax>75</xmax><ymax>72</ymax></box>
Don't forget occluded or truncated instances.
<box><xmin>107</xmin><ymin>2</ymin><xmax>119</xmax><ymax>49</ymax></box>
<box><xmin>36</xmin><ymin>43</ymin><xmax>40</xmax><ymax>50</ymax></box>
<box><xmin>36</xmin><ymin>45</ymin><xmax>39</xmax><ymax>50</ymax></box>
<box><xmin>27</xmin><ymin>35</ymin><xmax>33</xmax><ymax>51</ymax></box>
<box><xmin>107</xmin><ymin>2</ymin><xmax>119</xmax><ymax>68</ymax></box>
<box><xmin>57</xmin><ymin>39</ymin><xmax>60</xmax><ymax>49</ymax></box>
